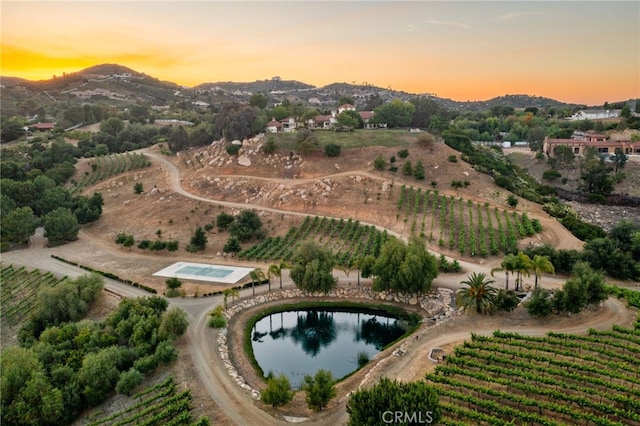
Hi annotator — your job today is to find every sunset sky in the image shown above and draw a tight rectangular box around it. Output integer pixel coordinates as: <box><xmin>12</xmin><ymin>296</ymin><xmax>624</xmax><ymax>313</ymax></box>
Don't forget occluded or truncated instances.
<box><xmin>2</xmin><ymin>1</ymin><xmax>638</xmax><ymax>105</ymax></box>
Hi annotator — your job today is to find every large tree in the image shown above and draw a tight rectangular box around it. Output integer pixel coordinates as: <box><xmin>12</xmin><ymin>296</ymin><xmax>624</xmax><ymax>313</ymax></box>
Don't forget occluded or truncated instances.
<box><xmin>1</xmin><ymin>347</ymin><xmax>65</xmax><ymax>425</ymax></box>
<box><xmin>1</xmin><ymin>206</ymin><xmax>39</xmax><ymax>244</ymax></box>
<box><xmin>579</xmin><ymin>147</ymin><xmax>615</xmax><ymax>196</ymax></box>
<box><xmin>337</xmin><ymin>110</ymin><xmax>363</xmax><ymax>129</ymax></box>
<box><xmin>372</xmin><ymin>236</ymin><xmax>438</xmax><ymax>296</ymax></box>
<box><xmin>43</xmin><ymin>207</ymin><xmax>80</xmax><ymax>246</ymax></box>
<box><xmin>373</xmin><ymin>100</ymin><xmax>415</xmax><ymax>128</ymax></box>
<box><xmin>290</xmin><ymin>241</ymin><xmax>337</xmax><ymax>294</ymax></box>
<box><xmin>229</xmin><ymin>209</ymin><xmax>265</xmax><ymax>242</ymax></box>
<box><xmin>214</xmin><ymin>102</ymin><xmax>264</xmax><ymax>141</ymax></box>
<box><xmin>410</xmin><ymin>96</ymin><xmax>448</xmax><ymax>129</ymax></box>
<box><xmin>167</xmin><ymin>125</ymin><xmax>188</xmax><ymax>152</ymax></box>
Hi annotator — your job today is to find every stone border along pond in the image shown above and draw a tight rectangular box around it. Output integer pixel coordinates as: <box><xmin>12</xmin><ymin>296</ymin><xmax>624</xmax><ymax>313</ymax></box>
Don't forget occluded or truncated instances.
<box><xmin>216</xmin><ymin>286</ymin><xmax>459</xmax><ymax>400</ymax></box>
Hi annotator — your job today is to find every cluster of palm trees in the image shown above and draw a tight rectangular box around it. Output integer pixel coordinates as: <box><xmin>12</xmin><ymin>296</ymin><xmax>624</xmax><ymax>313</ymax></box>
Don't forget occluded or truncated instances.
<box><xmin>490</xmin><ymin>252</ymin><xmax>555</xmax><ymax>291</ymax></box>
<box><xmin>223</xmin><ymin>261</ymin><xmax>292</xmax><ymax>309</ymax></box>
<box><xmin>457</xmin><ymin>253</ymin><xmax>555</xmax><ymax>315</ymax></box>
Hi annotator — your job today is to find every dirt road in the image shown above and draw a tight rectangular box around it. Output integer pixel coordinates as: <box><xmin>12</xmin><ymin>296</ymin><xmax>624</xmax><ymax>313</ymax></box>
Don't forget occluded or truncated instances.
<box><xmin>4</xmin><ymin>149</ymin><xmax>635</xmax><ymax>426</ymax></box>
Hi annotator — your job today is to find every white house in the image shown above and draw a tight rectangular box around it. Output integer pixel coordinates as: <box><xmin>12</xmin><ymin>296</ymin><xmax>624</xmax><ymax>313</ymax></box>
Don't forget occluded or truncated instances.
<box><xmin>568</xmin><ymin>109</ymin><xmax>620</xmax><ymax>121</ymax></box>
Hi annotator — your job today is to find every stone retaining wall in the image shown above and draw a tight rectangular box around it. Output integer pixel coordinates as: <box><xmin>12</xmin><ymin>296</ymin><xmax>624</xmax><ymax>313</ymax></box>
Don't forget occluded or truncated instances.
<box><xmin>216</xmin><ymin>286</ymin><xmax>458</xmax><ymax>400</ymax></box>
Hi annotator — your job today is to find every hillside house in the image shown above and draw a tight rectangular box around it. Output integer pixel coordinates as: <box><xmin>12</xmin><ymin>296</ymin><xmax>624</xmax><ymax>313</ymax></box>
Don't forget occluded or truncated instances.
<box><xmin>568</xmin><ymin>109</ymin><xmax>620</xmax><ymax>121</ymax></box>
<box><xmin>338</xmin><ymin>103</ymin><xmax>356</xmax><ymax>114</ymax></box>
<box><xmin>543</xmin><ymin>132</ymin><xmax>640</xmax><ymax>157</ymax></box>
<box><xmin>29</xmin><ymin>122</ymin><xmax>55</xmax><ymax>132</ymax></box>
<box><xmin>359</xmin><ymin>111</ymin><xmax>375</xmax><ymax>128</ymax></box>
<box><xmin>266</xmin><ymin>118</ymin><xmax>283</xmax><ymax>133</ymax></box>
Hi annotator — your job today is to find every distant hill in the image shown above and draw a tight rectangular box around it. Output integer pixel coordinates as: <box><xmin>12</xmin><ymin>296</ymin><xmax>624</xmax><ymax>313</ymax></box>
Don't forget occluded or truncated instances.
<box><xmin>0</xmin><ymin>63</ymin><xmax>617</xmax><ymax>116</ymax></box>
<box><xmin>438</xmin><ymin>94</ymin><xmax>584</xmax><ymax>110</ymax></box>
<box><xmin>195</xmin><ymin>78</ymin><xmax>314</xmax><ymax>94</ymax></box>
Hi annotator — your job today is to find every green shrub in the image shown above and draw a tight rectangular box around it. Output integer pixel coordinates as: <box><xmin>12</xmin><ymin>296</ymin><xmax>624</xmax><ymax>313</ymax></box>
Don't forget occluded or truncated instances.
<box><xmin>116</xmin><ymin>369</ymin><xmax>143</xmax><ymax>396</ymax></box>
<box><xmin>208</xmin><ymin>315</ymin><xmax>226</xmax><ymax>328</ymax></box>
<box><xmin>356</xmin><ymin>351</ymin><xmax>369</xmax><ymax>367</ymax></box>
<box><xmin>542</xmin><ymin>169</ymin><xmax>561</xmax><ymax>180</ymax></box>
<box><xmin>447</xmin><ymin>155</ymin><xmax>458</xmax><ymax>163</ymax></box>
<box><xmin>226</xmin><ymin>144</ymin><xmax>241</xmax><ymax>156</ymax></box>
<box><xmin>324</xmin><ymin>143</ymin><xmax>341</xmax><ymax>157</ymax></box>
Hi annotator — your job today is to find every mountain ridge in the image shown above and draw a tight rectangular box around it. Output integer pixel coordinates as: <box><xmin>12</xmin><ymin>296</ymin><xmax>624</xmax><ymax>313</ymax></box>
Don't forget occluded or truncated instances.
<box><xmin>1</xmin><ymin>63</ymin><xmax>625</xmax><ymax>110</ymax></box>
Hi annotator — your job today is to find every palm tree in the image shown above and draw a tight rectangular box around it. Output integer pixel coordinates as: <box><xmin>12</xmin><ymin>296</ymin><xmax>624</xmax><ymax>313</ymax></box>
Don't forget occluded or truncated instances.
<box><xmin>530</xmin><ymin>255</ymin><xmax>555</xmax><ymax>289</ymax></box>
<box><xmin>456</xmin><ymin>272</ymin><xmax>498</xmax><ymax>314</ymax></box>
<box><xmin>514</xmin><ymin>252</ymin><xmax>533</xmax><ymax>291</ymax></box>
<box><xmin>210</xmin><ymin>304</ymin><xmax>224</xmax><ymax>317</ymax></box>
<box><xmin>267</xmin><ymin>264</ymin><xmax>281</xmax><ymax>292</ymax></box>
<box><xmin>223</xmin><ymin>287</ymin><xmax>239</xmax><ymax>309</ymax></box>
<box><xmin>277</xmin><ymin>260</ymin><xmax>291</xmax><ymax>289</ymax></box>
<box><xmin>249</xmin><ymin>268</ymin><xmax>266</xmax><ymax>296</ymax></box>
<box><xmin>491</xmin><ymin>254</ymin><xmax>518</xmax><ymax>290</ymax></box>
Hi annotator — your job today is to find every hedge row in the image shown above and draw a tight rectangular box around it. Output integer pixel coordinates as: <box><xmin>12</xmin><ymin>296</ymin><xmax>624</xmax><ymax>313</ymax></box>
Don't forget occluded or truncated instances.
<box><xmin>50</xmin><ymin>255</ymin><xmax>157</xmax><ymax>294</ymax></box>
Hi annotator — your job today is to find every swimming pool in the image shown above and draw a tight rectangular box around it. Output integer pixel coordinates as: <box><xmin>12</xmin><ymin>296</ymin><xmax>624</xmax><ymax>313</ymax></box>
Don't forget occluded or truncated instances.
<box><xmin>153</xmin><ymin>262</ymin><xmax>253</xmax><ymax>284</ymax></box>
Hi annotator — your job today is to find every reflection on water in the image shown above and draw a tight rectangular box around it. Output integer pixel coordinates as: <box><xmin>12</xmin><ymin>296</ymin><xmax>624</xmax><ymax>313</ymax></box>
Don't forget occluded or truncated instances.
<box><xmin>251</xmin><ymin>309</ymin><xmax>407</xmax><ymax>388</ymax></box>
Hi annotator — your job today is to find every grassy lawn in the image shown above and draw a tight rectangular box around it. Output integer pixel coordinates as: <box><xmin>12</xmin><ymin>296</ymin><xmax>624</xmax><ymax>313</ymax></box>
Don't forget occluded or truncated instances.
<box><xmin>270</xmin><ymin>129</ymin><xmax>423</xmax><ymax>151</ymax></box>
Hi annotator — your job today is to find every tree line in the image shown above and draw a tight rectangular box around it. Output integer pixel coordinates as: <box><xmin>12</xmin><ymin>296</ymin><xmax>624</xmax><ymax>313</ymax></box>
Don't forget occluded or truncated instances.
<box><xmin>1</xmin><ymin>275</ymin><xmax>189</xmax><ymax>426</ymax></box>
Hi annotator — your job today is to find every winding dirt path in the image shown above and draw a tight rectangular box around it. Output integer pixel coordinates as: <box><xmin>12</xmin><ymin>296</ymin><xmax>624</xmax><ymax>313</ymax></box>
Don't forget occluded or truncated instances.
<box><xmin>6</xmin><ymin>149</ymin><xmax>635</xmax><ymax>425</ymax></box>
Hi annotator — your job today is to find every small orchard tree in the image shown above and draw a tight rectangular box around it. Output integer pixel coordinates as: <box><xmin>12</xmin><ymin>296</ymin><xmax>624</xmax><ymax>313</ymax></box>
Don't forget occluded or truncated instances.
<box><xmin>186</xmin><ymin>226</ymin><xmax>207</xmax><ymax>252</ymax></box>
<box><xmin>402</xmin><ymin>160</ymin><xmax>413</xmax><ymax>176</ymax></box>
<box><xmin>223</xmin><ymin>236</ymin><xmax>242</xmax><ymax>255</ymax></box>
<box><xmin>133</xmin><ymin>182</ymin><xmax>143</xmax><ymax>194</ymax></box>
<box><xmin>507</xmin><ymin>194</ymin><xmax>519</xmax><ymax>208</ymax></box>
<box><xmin>302</xmin><ymin>369</ymin><xmax>337</xmax><ymax>412</ymax></box>
<box><xmin>261</xmin><ymin>373</ymin><xmax>294</xmax><ymax>408</ymax></box>
<box><xmin>165</xmin><ymin>277</ymin><xmax>182</xmax><ymax>297</ymax></box>
<box><xmin>373</xmin><ymin>154</ymin><xmax>386</xmax><ymax>171</ymax></box>
<box><xmin>216</xmin><ymin>211</ymin><xmax>235</xmax><ymax>230</ymax></box>
<box><xmin>414</xmin><ymin>160</ymin><xmax>425</xmax><ymax>180</ymax></box>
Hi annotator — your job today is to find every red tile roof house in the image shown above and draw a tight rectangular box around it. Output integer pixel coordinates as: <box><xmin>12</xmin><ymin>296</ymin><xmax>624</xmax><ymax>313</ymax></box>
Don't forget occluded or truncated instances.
<box><xmin>309</xmin><ymin>114</ymin><xmax>338</xmax><ymax>129</ymax></box>
<box><xmin>266</xmin><ymin>118</ymin><xmax>283</xmax><ymax>133</ymax></box>
<box><xmin>29</xmin><ymin>122</ymin><xmax>55</xmax><ymax>132</ymax></box>
<box><xmin>338</xmin><ymin>103</ymin><xmax>356</xmax><ymax>114</ymax></box>
<box><xmin>543</xmin><ymin>133</ymin><xmax>640</xmax><ymax>157</ymax></box>
<box><xmin>359</xmin><ymin>111</ymin><xmax>376</xmax><ymax>129</ymax></box>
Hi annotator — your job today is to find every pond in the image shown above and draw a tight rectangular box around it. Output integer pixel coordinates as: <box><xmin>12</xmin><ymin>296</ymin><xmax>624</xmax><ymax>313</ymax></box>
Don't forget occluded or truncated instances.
<box><xmin>250</xmin><ymin>309</ymin><xmax>408</xmax><ymax>389</ymax></box>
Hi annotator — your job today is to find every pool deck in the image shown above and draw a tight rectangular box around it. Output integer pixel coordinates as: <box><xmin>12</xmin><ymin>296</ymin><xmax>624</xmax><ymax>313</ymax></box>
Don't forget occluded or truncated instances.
<box><xmin>153</xmin><ymin>262</ymin><xmax>253</xmax><ymax>284</ymax></box>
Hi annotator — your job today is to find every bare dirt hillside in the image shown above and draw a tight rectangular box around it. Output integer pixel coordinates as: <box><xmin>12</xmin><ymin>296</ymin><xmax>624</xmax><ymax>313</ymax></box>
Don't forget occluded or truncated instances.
<box><xmin>67</xmin><ymin>138</ymin><xmax>584</xmax><ymax>296</ymax></box>
<box><xmin>507</xmin><ymin>146</ymin><xmax>640</xmax><ymax>231</ymax></box>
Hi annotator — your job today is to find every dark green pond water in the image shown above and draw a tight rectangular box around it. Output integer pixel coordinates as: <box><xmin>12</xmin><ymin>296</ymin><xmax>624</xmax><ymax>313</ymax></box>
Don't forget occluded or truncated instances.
<box><xmin>251</xmin><ymin>309</ymin><xmax>408</xmax><ymax>389</ymax></box>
